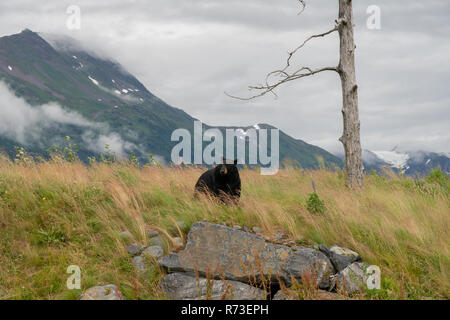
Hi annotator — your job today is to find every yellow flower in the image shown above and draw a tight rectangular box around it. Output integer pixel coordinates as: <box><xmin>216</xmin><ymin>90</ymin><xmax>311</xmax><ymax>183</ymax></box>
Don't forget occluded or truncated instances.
<box><xmin>42</xmin><ymin>197</ymin><xmax>46</xmax><ymax>200</ymax></box>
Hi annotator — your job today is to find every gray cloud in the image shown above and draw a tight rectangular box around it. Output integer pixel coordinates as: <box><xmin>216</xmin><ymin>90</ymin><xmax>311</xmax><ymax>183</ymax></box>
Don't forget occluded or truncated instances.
<box><xmin>0</xmin><ymin>0</ymin><xmax>449</xmax><ymax>154</ymax></box>
<box><xmin>0</xmin><ymin>81</ymin><xmax>139</xmax><ymax>157</ymax></box>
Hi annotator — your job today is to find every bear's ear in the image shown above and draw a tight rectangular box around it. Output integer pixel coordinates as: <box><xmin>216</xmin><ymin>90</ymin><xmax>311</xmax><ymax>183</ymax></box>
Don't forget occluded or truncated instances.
<box><xmin>234</xmin><ymin>159</ymin><xmax>238</xmax><ymax>165</ymax></box>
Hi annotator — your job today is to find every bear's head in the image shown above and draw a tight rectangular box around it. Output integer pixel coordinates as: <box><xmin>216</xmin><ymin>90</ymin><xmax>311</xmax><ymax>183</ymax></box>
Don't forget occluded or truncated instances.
<box><xmin>216</xmin><ymin>158</ymin><xmax>239</xmax><ymax>178</ymax></box>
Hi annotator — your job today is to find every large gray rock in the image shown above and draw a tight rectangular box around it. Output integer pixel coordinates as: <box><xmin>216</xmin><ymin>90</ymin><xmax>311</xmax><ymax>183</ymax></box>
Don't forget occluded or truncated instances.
<box><xmin>331</xmin><ymin>262</ymin><xmax>368</xmax><ymax>295</ymax></box>
<box><xmin>161</xmin><ymin>273</ymin><xmax>266</xmax><ymax>300</ymax></box>
<box><xmin>159</xmin><ymin>222</ymin><xmax>334</xmax><ymax>288</ymax></box>
<box><xmin>80</xmin><ymin>284</ymin><xmax>124</xmax><ymax>300</ymax></box>
<box><xmin>318</xmin><ymin>244</ymin><xmax>361</xmax><ymax>272</ymax></box>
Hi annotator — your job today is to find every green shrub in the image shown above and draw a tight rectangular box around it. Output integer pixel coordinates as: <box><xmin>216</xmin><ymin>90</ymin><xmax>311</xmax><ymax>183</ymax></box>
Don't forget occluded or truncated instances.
<box><xmin>48</xmin><ymin>136</ymin><xmax>78</xmax><ymax>163</ymax></box>
<box><xmin>306</xmin><ymin>192</ymin><xmax>325</xmax><ymax>214</ymax></box>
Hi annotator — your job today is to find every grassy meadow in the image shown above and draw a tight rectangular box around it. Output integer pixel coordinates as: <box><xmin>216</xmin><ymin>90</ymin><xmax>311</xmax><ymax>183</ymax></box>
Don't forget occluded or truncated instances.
<box><xmin>0</xmin><ymin>154</ymin><xmax>448</xmax><ymax>300</ymax></box>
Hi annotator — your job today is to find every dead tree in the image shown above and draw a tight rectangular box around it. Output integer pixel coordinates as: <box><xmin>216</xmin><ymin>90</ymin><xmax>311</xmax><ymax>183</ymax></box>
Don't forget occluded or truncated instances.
<box><xmin>228</xmin><ymin>0</ymin><xmax>364</xmax><ymax>188</ymax></box>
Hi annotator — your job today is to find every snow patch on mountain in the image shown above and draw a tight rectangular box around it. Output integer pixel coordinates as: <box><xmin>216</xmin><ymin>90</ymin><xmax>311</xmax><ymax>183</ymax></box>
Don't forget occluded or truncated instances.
<box><xmin>88</xmin><ymin>76</ymin><xmax>99</xmax><ymax>86</ymax></box>
<box><xmin>372</xmin><ymin>150</ymin><xmax>410</xmax><ymax>169</ymax></box>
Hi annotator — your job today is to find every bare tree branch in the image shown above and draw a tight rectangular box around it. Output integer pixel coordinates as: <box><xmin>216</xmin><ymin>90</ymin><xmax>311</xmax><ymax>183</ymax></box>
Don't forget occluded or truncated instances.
<box><xmin>285</xmin><ymin>21</ymin><xmax>341</xmax><ymax>70</ymax></box>
<box><xmin>225</xmin><ymin>66</ymin><xmax>338</xmax><ymax>101</ymax></box>
<box><xmin>225</xmin><ymin>18</ymin><xmax>344</xmax><ymax>101</ymax></box>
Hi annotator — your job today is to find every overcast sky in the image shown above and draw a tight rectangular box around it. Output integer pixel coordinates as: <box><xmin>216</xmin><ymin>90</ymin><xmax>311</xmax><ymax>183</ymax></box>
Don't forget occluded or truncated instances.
<box><xmin>0</xmin><ymin>0</ymin><xmax>449</xmax><ymax>154</ymax></box>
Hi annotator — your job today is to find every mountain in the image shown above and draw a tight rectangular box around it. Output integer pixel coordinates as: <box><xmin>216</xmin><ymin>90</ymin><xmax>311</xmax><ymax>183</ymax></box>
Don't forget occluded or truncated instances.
<box><xmin>362</xmin><ymin>149</ymin><xmax>450</xmax><ymax>176</ymax></box>
<box><xmin>0</xmin><ymin>29</ymin><xmax>343</xmax><ymax>169</ymax></box>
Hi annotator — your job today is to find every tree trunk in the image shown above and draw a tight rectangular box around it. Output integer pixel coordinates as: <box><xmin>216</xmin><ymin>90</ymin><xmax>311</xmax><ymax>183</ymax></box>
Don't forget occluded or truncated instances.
<box><xmin>338</xmin><ymin>0</ymin><xmax>364</xmax><ymax>188</ymax></box>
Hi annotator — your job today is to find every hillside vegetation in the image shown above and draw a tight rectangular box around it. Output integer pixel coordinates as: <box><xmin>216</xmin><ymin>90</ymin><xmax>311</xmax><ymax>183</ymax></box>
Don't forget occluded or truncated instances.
<box><xmin>0</xmin><ymin>154</ymin><xmax>448</xmax><ymax>300</ymax></box>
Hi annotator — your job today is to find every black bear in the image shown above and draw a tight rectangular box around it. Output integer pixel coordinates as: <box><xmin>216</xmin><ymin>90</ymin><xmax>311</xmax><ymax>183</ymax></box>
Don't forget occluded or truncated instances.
<box><xmin>194</xmin><ymin>158</ymin><xmax>241</xmax><ymax>204</ymax></box>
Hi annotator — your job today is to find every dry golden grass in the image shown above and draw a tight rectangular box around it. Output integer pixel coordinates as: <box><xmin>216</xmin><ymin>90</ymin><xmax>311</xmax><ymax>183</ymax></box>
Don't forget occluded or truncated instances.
<box><xmin>0</xmin><ymin>156</ymin><xmax>448</xmax><ymax>299</ymax></box>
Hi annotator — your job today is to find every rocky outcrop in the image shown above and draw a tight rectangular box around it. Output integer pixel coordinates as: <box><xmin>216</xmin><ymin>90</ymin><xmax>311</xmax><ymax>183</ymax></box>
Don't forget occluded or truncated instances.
<box><xmin>114</xmin><ymin>221</ymin><xmax>369</xmax><ymax>301</ymax></box>
<box><xmin>159</xmin><ymin>222</ymin><xmax>334</xmax><ymax>289</ymax></box>
<box><xmin>80</xmin><ymin>284</ymin><xmax>124</xmax><ymax>300</ymax></box>
<box><xmin>160</xmin><ymin>273</ymin><xmax>266</xmax><ymax>300</ymax></box>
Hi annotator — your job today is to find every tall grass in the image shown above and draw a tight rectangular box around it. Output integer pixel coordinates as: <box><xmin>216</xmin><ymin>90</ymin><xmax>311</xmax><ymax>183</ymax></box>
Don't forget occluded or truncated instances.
<box><xmin>0</xmin><ymin>155</ymin><xmax>448</xmax><ymax>300</ymax></box>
